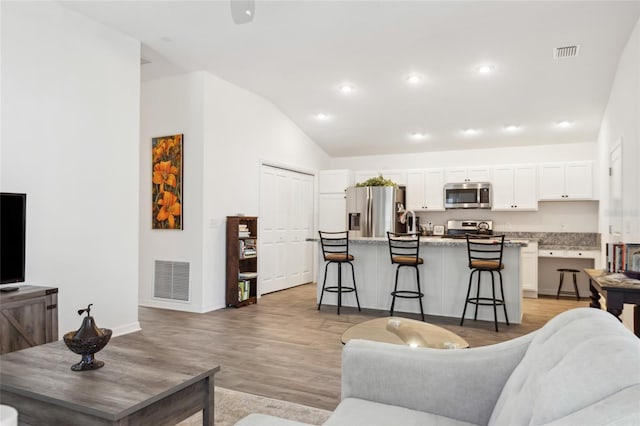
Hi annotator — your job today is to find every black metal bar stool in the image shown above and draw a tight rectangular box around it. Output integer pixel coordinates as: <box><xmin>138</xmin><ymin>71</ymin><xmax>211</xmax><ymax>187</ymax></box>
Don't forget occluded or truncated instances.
<box><xmin>556</xmin><ymin>268</ymin><xmax>581</xmax><ymax>301</ymax></box>
<box><xmin>460</xmin><ymin>234</ymin><xmax>509</xmax><ymax>332</ymax></box>
<box><xmin>387</xmin><ymin>232</ymin><xmax>425</xmax><ymax>321</ymax></box>
<box><xmin>318</xmin><ymin>231</ymin><xmax>360</xmax><ymax>314</ymax></box>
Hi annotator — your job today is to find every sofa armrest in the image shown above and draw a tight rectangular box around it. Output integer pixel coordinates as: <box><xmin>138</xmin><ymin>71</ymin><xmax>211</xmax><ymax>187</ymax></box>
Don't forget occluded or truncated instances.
<box><xmin>341</xmin><ymin>333</ymin><xmax>534</xmax><ymax>426</ymax></box>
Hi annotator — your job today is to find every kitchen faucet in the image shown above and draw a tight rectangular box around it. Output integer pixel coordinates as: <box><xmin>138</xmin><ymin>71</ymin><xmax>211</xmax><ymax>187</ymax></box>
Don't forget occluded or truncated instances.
<box><xmin>401</xmin><ymin>210</ymin><xmax>416</xmax><ymax>234</ymax></box>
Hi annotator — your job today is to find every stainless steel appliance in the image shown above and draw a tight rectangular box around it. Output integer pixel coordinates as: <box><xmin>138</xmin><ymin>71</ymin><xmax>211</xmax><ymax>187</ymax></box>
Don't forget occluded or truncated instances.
<box><xmin>441</xmin><ymin>219</ymin><xmax>493</xmax><ymax>238</ymax></box>
<box><xmin>444</xmin><ymin>182</ymin><xmax>491</xmax><ymax>209</ymax></box>
<box><xmin>347</xmin><ymin>186</ymin><xmax>405</xmax><ymax>237</ymax></box>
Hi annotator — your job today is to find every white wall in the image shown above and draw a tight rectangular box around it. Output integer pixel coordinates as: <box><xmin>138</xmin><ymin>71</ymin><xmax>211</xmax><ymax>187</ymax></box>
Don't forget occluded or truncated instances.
<box><xmin>598</xmin><ymin>17</ymin><xmax>640</xmax><ymax>245</ymax></box>
<box><xmin>1</xmin><ymin>2</ymin><xmax>141</xmax><ymax>336</ymax></box>
<box><xmin>329</xmin><ymin>141</ymin><xmax>597</xmax><ymax>170</ymax></box>
<box><xmin>139</xmin><ymin>71</ymin><xmax>330</xmax><ymax>312</ymax></box>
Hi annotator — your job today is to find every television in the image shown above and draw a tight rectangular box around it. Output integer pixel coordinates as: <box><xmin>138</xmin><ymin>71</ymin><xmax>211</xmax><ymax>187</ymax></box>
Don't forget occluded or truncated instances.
<box><xmin>1</xmin><ymin>192</ymin><xmax>26</xmax><ymax>285</ymax></box>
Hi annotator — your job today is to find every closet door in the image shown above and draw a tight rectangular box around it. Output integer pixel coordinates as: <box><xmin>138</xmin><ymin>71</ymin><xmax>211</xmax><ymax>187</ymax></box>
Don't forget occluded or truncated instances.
<box><xmin>260</xmin><ymin>165</ymin><xmax>314</xmax><ymax>295</ymax></box>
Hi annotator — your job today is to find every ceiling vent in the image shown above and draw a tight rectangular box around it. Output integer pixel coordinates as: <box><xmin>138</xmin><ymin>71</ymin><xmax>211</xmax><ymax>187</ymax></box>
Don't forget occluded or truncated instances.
<box><xmin>554</xmin><ymin>45</ymin><xmax>580</xmax><ymax>59</ymax></box>
<box><xmin>140</xmin><ymin>57</ymin><xmax>151</xmax><ymax>65</ymax></box>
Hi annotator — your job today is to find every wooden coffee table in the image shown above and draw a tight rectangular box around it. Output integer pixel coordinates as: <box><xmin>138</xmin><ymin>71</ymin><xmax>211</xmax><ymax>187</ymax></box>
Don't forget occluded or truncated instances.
<box><xmin>0</xmin><ymin>332</ymin><xmax>220</xmax><ymax>425</ymax></box>
<box><xmin>341</xmin><ymin>317</ymin><xmax>469</xmax><ymax>349</ymax></box>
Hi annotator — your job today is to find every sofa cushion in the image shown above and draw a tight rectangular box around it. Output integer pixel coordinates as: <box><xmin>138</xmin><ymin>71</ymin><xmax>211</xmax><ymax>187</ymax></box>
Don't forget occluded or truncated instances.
<box><xmin>323</xmin><ymin>398</ymin><xmax>480</xmax><ymax>426</ymax></box>
<box><xmin>489</xmin><ymin>308</ymin><xmax>640</xmax><ymax>425</ymax></box>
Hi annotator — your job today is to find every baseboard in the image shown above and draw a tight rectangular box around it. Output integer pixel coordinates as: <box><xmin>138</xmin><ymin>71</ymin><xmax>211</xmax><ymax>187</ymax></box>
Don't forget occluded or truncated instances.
<box><xmin>111</xmin><ymin>321</ymin><xmax>141</xmax><ymax>337</ymax></box>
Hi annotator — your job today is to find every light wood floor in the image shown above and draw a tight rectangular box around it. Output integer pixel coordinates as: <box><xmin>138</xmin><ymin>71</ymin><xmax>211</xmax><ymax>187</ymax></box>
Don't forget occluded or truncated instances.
<box><xmin>139</xmin><ymin>283</ymin><xmax>588</xmax><ymax>411</ymax></box>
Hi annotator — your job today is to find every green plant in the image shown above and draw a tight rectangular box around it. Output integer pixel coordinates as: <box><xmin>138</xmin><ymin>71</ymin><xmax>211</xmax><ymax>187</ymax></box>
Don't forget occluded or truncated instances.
<box><xmin>355</xmin><ymin>174</ymin><xmax>397</xmax><ymax>187</ymax></box>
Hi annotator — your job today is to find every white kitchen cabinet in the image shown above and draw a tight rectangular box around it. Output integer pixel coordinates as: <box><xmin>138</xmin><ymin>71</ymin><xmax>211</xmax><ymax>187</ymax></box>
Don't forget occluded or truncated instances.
<box><xmin>521</xmin><ymin>241</ymin><xmax>539</xmax><ymax>298</ymax></box>
<box><xmin>538</xmin><ymin>161</ymin><xmax>594</xmax><ymax>200</ymax></box>
<box><xmin>406</xmin><ymin>169</ymin><xmax>445</xmax><ymax>211</ymax></box>
<box><xmin>318</xmin><ymin>193</ymin><xmax>347</xmax><ymax>232</ymax></box>
<box><xmin>444</xmin><ymin>166</ymin><xmax>491</xmax><ymax>183</ymax></box>
<box><xmin>491</xmin><ymin>165</ymin><xmax>538</xmax><ymax>211</ymax></box>
<box><xmin>318</xmin><ymin>169</ymin><xmax>353</xmax><ymax>194</ymax></box>
<box><xmin>354</xmin><ymin>170</ymin><xmax>406</xmax><ymax>186</ymax></box>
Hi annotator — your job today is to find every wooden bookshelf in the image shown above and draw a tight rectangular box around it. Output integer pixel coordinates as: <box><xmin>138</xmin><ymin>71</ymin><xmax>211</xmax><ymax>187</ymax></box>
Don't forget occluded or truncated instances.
<box><xmin>226</xmin><ymin>216</ymin><xmax>258</xmax><ymax>307</ymax></box>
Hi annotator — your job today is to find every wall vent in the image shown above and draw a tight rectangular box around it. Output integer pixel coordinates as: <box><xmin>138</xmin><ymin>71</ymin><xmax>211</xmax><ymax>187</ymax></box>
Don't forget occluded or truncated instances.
<box><xmin>154</xmin><ymin>260</ymin><xmax>190</xmax><ymax>301</ymax></box>
<box><xmin>554</xmin><ymin>45</ymin><xmax>580</xmax><ymax>59</ymax></box>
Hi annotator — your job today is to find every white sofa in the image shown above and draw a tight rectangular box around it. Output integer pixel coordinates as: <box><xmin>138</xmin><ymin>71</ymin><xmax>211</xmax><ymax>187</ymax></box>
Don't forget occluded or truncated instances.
<box><xmin>236</xmin><ymin>308</ymin><xmax>640</xmax><ymax>426</ymax></box>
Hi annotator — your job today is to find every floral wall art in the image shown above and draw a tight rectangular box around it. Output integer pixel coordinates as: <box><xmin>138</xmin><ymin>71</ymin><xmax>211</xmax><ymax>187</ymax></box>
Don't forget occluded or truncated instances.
<box><xmin>152</xmin><ymin>134</ymin><xmax>183</xmax><ymax>229</ymax></box>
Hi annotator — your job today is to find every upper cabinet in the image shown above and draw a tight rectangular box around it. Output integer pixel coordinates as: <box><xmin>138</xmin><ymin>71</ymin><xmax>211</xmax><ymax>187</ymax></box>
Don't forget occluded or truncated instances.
<box><xmin>444</xmin><ymin>166</ymin><xmax>491</xmax><ymax>183</ymax></box>
<box><xmin>538</xmin><ymin>161</ymin><xmax>594</xmax><ymax>200</ymax></box>
<box><xmin>319</xmin><ymin>169</ymin><xmax>354</xmax><ymax>194</ymax></box>
<box><xmin>354</xmin><ymin>170</ymin><xmax>407</xmax><ymax>186</ymax></box>
<box><xmin>406</xmin><ymin>169</ymin><xmax>445</xmax><ymax>211</ymax></box>
<box><xmin>492</xmin><ymin>165</ymin><xmax>538</xmax><ymax>211</ymax></box>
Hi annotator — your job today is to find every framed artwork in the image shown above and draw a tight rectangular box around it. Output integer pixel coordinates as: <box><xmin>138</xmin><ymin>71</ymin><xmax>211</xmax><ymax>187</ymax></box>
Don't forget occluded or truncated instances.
<box><xmin>152</xmin><ymin>134</ymin><xmax>183</xmax><ymax>229</ymax></box>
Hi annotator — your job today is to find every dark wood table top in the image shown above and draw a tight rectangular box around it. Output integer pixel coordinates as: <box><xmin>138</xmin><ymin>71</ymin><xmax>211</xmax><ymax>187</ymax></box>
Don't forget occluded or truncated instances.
<box><xmin>0</xmin><ymin>330</ymin><xmax>220</xmax><ymax>421</ymax></box>
<box><xmin>585</xmin><ymin>268</ymin><xmax>640</xmax><ymax>292</ymax></box>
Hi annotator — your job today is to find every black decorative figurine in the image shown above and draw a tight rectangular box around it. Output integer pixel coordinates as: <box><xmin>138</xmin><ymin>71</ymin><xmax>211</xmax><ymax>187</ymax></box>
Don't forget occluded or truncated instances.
<box><xmin>63</xmin><ymin>304</ymin><xmax>112</xmax><ymax>371</ymax></box>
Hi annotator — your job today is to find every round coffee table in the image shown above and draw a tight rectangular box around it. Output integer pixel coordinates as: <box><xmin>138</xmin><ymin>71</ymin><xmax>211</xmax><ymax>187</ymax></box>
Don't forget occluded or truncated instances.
<box><xmin>341</xmin><ymin>317</ymin><xmax>469</xmax><ymax>349</ymax></box>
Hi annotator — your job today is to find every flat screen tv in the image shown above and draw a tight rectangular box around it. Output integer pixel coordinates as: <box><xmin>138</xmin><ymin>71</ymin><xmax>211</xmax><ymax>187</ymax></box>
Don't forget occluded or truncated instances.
<box><xmin>1</xmin><ymin>192</ymin><xmax>26</xmax><ymax>284</ymax></box>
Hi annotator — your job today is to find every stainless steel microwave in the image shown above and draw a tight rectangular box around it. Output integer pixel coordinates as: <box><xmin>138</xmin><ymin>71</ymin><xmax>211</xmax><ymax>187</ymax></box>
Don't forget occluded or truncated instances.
<box><xmin>444</xmin><ymin>182</ymin><xmax>491</xmax><ymax>209</ymax></box>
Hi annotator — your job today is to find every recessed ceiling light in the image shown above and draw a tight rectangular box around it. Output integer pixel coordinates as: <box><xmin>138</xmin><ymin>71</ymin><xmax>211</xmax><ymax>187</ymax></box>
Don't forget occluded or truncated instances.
<box><xmin>315</xmin><ymin>113</ymin><xmax>330</xmax><ymax>120</ymax></box>
<box><xmin>339</xmin><ymin>83</ymin><xmax>355</xmax><ymax>94</ymax></box>
<box><xmin>555</xmin><ymin>120</ymin><xmax>574</xmax><ymax>128</ymax></box>
<box><xmin>406</xmin><ymin>74</ymin><xmax>423</xmax><ymax>85</ymax></box>
<box><xmin>475</xmin><ymin>64</ymin><xmax>495</xmax><ymax>74</ymax></box>
<box><xmin>409</xmin><ymin>132</ymin><xmax>427</xmax><ymax>140</ymax></box>
<box><xmin>462</xmin><ymin>128</ymin><xmax>480</xmax><ymax>136</ymax></box>
<box><xmin>504</xmin><ymin>125</ymin><xmax>521</xmax><ymax>132</ymax></box>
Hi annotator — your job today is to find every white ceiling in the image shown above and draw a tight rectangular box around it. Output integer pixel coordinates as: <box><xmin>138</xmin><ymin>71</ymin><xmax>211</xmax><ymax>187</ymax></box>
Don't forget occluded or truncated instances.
<box><xmin>60</xmin><ymin>1</ymin><xmax>640</xmax><ymax>158</ymax></box>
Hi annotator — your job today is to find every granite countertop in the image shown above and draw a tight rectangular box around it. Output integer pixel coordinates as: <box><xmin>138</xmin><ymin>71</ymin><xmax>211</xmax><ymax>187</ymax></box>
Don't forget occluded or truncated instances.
<box><xmin>538</xmin><ymin>244</ymin><xmax>600</xmax><ymax>251</ymax></box>
<box><xmin>309</xmin><ymin>236</ymin><xmax>528</xmax><ymax>247</ymax></box>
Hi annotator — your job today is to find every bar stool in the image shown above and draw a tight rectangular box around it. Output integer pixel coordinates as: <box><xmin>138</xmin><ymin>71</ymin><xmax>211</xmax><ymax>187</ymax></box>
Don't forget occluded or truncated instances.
<box><xmin>387</xmin><ymin>232</ymin><xmax>425</xmax><ymax>321</ymax></box>
<box><xmin>318</xmin><ymin>231</ymin><xmax>360</xmax><ymax>315</ymax></box>
<box><xmin>460</xmin><ymin>234</ymin><xmax>509</xmax><ymax>332</ymax></box>
<box><xmin>556</xmin><ymin>268</ymin><xmax>581</xmax><ymax>301</ymax></box>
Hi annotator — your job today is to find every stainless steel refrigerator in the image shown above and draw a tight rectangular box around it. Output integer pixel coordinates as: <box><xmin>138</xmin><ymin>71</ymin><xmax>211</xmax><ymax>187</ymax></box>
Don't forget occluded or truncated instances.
<box><xmin>346</xmin><ymin>186</ymin><xmax>405</xmax><ymax>238</ymax></box>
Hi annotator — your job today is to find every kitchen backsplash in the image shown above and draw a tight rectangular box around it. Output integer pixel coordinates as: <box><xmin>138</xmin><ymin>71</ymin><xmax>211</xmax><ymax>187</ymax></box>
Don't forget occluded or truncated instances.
<box><xmin>503</xmin><ymin>232</ymin><xmax>600</xmax><ymax>248</ymax></box>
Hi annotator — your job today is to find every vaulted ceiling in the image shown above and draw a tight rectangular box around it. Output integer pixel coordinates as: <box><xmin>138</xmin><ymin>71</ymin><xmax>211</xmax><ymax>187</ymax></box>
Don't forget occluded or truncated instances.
<box><xmin>61</xmin><ymin>1</ymin><xmax>640</xmax><ymax>157</ymax></box>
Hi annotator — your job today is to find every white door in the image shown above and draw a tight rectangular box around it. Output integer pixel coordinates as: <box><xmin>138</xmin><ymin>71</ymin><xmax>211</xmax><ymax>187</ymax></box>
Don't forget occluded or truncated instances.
<box><xmin>319</xmin><ymin>193</ymin><xmax>347</xmax><ymax>231</ymax></box>
<box><xmin>260</xmin><ymin>165</ymin><xmax>314</xmax><ymax>295</ymax></box>
<box><xmin>260</xmin><ymin>166</ymin><xmax>288</xmax><ymax>294</ymax></box>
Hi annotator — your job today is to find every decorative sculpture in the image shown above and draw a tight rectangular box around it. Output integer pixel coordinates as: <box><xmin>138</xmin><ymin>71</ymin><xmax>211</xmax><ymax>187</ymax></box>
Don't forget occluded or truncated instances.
<box><xmin>63</xmin><ymin>304</ymin><xmax>112</xmax><ymax>371</ymax></box>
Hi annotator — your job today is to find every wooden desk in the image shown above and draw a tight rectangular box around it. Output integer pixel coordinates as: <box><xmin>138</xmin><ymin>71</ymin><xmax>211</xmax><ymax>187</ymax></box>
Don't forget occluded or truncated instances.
<box><xmin>584</xmin><ymin>268</ymin><xmax>640</xmax><ymax>337</ymax></box>
<box><xmin>0</xmin><ymin>331</ymin><xmax>220</xmax><ymax>425</ymax></box>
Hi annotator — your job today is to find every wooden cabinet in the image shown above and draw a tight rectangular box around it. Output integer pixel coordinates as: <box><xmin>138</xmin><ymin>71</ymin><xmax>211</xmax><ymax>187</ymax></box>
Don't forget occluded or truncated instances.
<box><xmin>226</xmin><ymin>216</ymin><xmax>258</xmax><ymax>307</ymax></box>
<box><xmin>319</xmin><ymin>169</ymin><xmax>353</xmax><ymax>194</ymax></box>
<box><xmin>538</xmin><ymin>161</ymin><xmax>594</xmax><ymax>200</ymax></box>
<box><xmin>406</xmin><ymin>169</ymin><xmax>445</xmax><ymax>211</ymax></box>
<box><xmin>354</xmin><ymin>170</ymin><xmax>407</xmax><ymax>186</ymax></box>
<box><xmin>318</xmin><ymin>170</ymin><xmax>352</xmax><ymax>232</ymax></box>
<box><xmin>492</xmin><ymin>165</ymin><xmax>538</xmax><ymax>211</ymax></box>
<box><xmin>444</xmin><ymin>166</ymin><xmax>491</xmax><ymax>183</ymax></box>
<box><xmin>0</xmin><ymin>286</ymin><xmax>58</xmax><ymax>354</ymax></box>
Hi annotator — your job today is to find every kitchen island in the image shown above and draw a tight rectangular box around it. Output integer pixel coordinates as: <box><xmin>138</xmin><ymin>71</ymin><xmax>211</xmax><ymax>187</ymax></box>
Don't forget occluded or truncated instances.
<box><xmin>316</xmin><ymin>237</ymin><xmax>528</xmax><ymax>324</ymax></box>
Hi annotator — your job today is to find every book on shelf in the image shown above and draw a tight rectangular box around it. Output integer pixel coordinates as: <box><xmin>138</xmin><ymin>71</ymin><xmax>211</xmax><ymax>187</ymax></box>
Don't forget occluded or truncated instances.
<box><xmin>606</xmin><ymin>242</ymin><xmax>640</xmax><ymax>272</ymax></box>
<box><xmin>238</xmin><ymin>224</ymin><xmax>251</xmax><ymax>237</ymax></box>
<box><xmin>238</xmin><ymin>271</ymin><xmax>258</xmax><ymax>279</ymax></box>
<box><xmin>238</xmin><ymin>280</ymin><xmax>251</xmax><ymax>301</ymax></box>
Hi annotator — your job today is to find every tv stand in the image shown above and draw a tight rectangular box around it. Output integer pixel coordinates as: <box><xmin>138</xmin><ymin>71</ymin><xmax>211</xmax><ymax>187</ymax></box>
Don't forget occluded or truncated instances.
<box><xmin>0</xmin><ymin>286</ymin><xmax>58</xmax><ymax>354</ymax></box>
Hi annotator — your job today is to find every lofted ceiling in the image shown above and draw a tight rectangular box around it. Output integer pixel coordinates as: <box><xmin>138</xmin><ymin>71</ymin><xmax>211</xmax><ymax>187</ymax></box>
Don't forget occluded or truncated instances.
<box><xmin>60</xmin><ymin>1</ymin><xmax>640</xmax><ymax>157</ymax></box>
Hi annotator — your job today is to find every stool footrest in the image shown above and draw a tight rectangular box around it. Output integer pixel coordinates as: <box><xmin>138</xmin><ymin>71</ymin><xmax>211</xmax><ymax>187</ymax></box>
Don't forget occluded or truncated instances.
<box><xmin>324</xmin><ymin>286</ymin><xmax>356</xmax><ymax>294</ymax></box>
<box><xmin>465</xmin><ymin>297</ymin><xmax>506</xmax><ymax>306</ymax></box>
<box><xmin>391</xmin><ymin>290</ymin><xmax>424</xmax><ymax>299</ymax></box>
